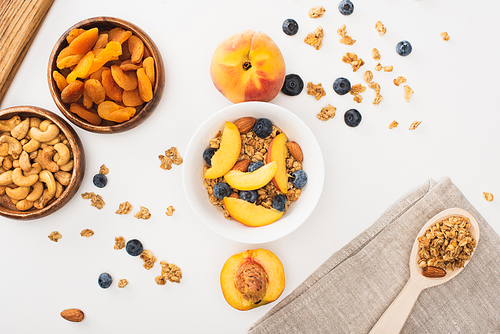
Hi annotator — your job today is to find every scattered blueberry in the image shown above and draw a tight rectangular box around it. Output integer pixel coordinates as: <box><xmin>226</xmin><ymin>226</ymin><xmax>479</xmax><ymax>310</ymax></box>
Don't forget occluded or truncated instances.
<box><xmin>344</xmin><ymin>109</ymin><xmax>362</xmax><ymax>127</ymax></box>
<box><xmin>254</xmin><ymin>118</ymin><xmax>273</xmax><ymax>138</ymax></box>
<box><xmin>396</xmin><ymin>40</ymin><xmax>412</xmax><ymax>56</ymax></box>
<box><xmin>248</xmin><ymin>161</ymin><xmax>265</xmax><ymax>173</ymax></box>
<box><xmin>290</xmin><ymin>170</ymin><xmax>308</xmax><ymax>188</ymax></box>
<box><xmin>282</xmin><ymin>18</ymin><xmax>299</xmax><ymax>36</ymax></box>
<box><xmin>333</xmin><ymin>77</ymin><xmax>351</xmax><ymax>95</ymax></box>
<box><xmin>338</xmin><ymin>0</ymin><xmax>354</xmax><ymax>15</ymax></box>
<box><xmin>213</xmin><ymin>182</ymin><xmax>231</xmax><ymax>199</ymax></box>
<box><xmin>203</xmin><ymin>148</ymin><xmax>217</xmax><ymax>165</ymax></box>
<box><xmin>239</xmin><ymin>190</ymin><xmax>259</xmax><ymax>203</ymax></box>
<box><xmin>98</xmin><ymin>272</ymin><xmax>112</xmax><ymax>289</ymax></box>
<box><xmin>281</xmin><ymin>74</ymin><xmax>304</xmax><ymax>96</ymax></box>
<box><xmin>126</xmin><ymin>239</ymin><xmax>143</xmax><ymax>257</ymax></box>
<box><xmin>272</xmin><ymin>194</ymin><xmax>287</xmax><ymax>212</ymax></box>
<box><xmin>93</xmin><ymin>174</ymin><xmax>107</xmax><ymax>188</ymax></box>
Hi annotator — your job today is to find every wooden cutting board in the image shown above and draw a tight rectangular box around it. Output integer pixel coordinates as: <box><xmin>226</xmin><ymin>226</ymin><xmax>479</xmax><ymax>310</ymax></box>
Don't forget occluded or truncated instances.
<box><xmin>0</xmin><ymin>0</ymin><xmax>54</xmax><ymax>103</ymax></box>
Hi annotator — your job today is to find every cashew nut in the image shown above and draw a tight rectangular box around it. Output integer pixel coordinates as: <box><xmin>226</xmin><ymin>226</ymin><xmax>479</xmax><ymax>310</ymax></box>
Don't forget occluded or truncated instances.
<box><xmin>24</xmin><ymin>163</ymin><xmax>42</xmax><ymax>176</ymax></box>
<box><xmin>5</xmin><ymin>186</ymin><xmax>30</xmax><ymax>200</ymax></box>
<box><xmin>0</xmin><ymin>170</ymin><xmax>13</xmax><ymax>186</ymax></box>
<box><xmin>55</xmin><ymin>181</ymin><xmax>64</xmax><ymax>198</ymax></box>
<box><xmin>30</xmin><ymin>117</ymin><xmax>41</xmax><ymax>129</ymax></box>
<box><xmin>2</xmin><ymin>156</ymin><xmax>12</xmax><ymax>170</ymax></box>
<box><xmin>39</xmin><ymin>170</ymin><xmax>56</xmax><ymax>196</ymax></box>
<box><xmin>26</xmin><ymin>181</ymin><xmax>43</xmax><ymax>201</ymax></box>
<box><xmin>40</xmin><ymin>146</ymin><xmax>59</xmax><ymax>173</ymax></box>
<box><xmin>54</xmin><ymin>171</ymin><xmax>71</xmax><ymax>186</ymax></box>
<box><xmin>53</xmin><ymin>143</ymin><xmax>71</xmax><ymax>166</ymax></box>
<box><xmin>16</xmin><ymin>199</ymin><xmax>34</xmax><ymax>211</ymax></box>
<box><xmin>12</xmin><ymin>167</ymin><xmax>38</xmax><ymax>187</ymax></box>
<box><xmin>10</xmin><ymin>198</ymin><xmax>19</xmax><ymax>205</ymax></box>
<box><xmin>29</xmin><ymin>124</ymin><xmax>59</xmax><ymax>143</ymax></box>
<box><xmin>0</xmin><ymin>135</ymin><xmax>22</xmax><ymax>156</ymax></box>
<box><xmin>19</xmin><ymin>151</ymin><xmax>32</xmax><ymax>172</ymax></box>
<box><xmin>0</xmin><ymin>115</ymin><xmax>21</xmax><ymax>131</ymax></box>
<box><xmin>44</xmin><ymin>137</ymin><xmax>60</xmax><ymax>146</ymax></box>
<box><xmin>10</xmin><ymin>118</ymin><xmax>30</xmax><ymax>140</ymax></box>
<box><xmin>34</xmin><ymin>188</ymin><xmax>54</xmax><ymax>209</ymax></box>
<box><xmin>23</xmin><ymin>138</ymin><xmax>40</xmax><ymax>153</ymax></box>
<box><xmin>0</xmin><ymin>186</ymin><xmax>5</xmax><ymax>195</ymax></box>
<box><xmin>33</xmin><ymin>149</ymin><xmax>46</xmax><ymax>169</ymax></box>
<box><xmin>12</xmin><ymin>159</ymin><xmax>20</xmax><ymax>168</ymax></box>
<box><xmin>60</xmin><ymin>160</ymin><xmax>74</xmax><ymax>172</ymax></box>
<box><xmin>0</xmin><ymin>143</ymin><xmax>8</xmax><ymax>156</ymax></box>
<box><xmin>39</xmin><ymin>120</ymin><xmax>51</xmax><ymax>132</ymax></box>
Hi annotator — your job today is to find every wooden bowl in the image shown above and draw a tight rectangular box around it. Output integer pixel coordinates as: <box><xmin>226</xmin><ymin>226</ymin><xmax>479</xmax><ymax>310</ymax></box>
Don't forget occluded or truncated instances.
<box><xmin>0</xmin><ymin>106</ymin><xmax>85</xmax><ymax>220</ymax></box>
<box><xmin>48</xmin><ymin>17</ymin><xmax>165</xmax><ymax>133</ymax></box>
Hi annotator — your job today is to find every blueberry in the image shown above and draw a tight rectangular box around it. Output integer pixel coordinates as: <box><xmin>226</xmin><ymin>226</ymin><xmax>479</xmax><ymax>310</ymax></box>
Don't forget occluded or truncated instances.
<box><xmin>338</xmin><ymin>0</ymin><xmax>354</xmax><ymax>15</ymax></box>
<box><xmin>282</xmin><ymin>18</ymin><xmax>299</xmax><ymax>36</ymax></box>
<box><xmin>281</xmin><ymin>74</ymin><xmax>304</xmax><ymax>96</ymax></box>
<box><xmin>396</xmin><ymin>40</ymin><xmax>412</xmax><ymax>56</ymax></box>
<box><xmin>93</xmin><ymin>174</ymin><xmax>107</xmax><ymax>188</ymax></box>
<box><xmin>344</xmin><ymin>109</ymin><xmax>362</xmax><ymax>127</ymax></box>
<box><xmin>254</xmin><ymin>118</ymin><xmax>273</xmax><ymax>138</ymax></box>
<box><xmin>126</xmin><ymin>239</ymin><xmax>143</xmax><ymax>257</ymax></box>
<box><xmin>272</xmin><ymin>194</ymin><xmax>287</xmax><ymax>212</ymax></box>
<box><xmin>203</xmin><ymin>148</ymin><xmax>217</xmax><ymax>165</ymax></box>
<box><xmin>248</xmin><ymin>161</ymin><xmax>265</xmax><ymax>173</ymax></box>
<box><xmin>333</xmin><ymin>77</ymin><xmax>351</xmax><ymax>95</ymax></box>
<box><xmin>290</xmin><ymin>170</ymin><xmax>308</xmax><ymax>188</ymax></box>
<box><xmin>98</xmin><ymin>272</ymin><xmax>112</xmax><ymax>289</ymax></box>
<box><xmin>239</xmin><ymin>190</ymin><xmax>258</xmax><ymax>203</ymax></box>
<box><xmin>213</xmin><ymin>182</ymin><xmax>231</xmax><ymax>199</ymax></box>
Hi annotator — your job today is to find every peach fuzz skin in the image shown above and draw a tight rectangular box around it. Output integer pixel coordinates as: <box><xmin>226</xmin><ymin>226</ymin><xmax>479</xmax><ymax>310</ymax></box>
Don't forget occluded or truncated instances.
<box><xmin>210</xmin><ymin>30</ymin><xmax>286</xmax><ymax>103</ymax></box>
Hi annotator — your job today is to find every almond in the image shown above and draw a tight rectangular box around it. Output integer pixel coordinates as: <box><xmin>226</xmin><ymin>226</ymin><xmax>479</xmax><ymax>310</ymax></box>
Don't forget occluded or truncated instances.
<box><xmin>287</xmin><ymin>141</ymin><xmax>303</xmax><ymax>162</ymax></box>
<box><xmin>60</xmin><ymin>308</ymin><xmax>84</xmax><ymax>322</ymax></box>
<box><xmin>231</xmin><ymin>159</ymin><xmax>250</xmax><ymax>172</ymax></box>
<box><xmin>234</xmin><ymin>117</ymin><xmax>256</xmax><ymax>134</ymax></box>
<box><xmin>229</xmin><ymin>192</ymin><xmax>239</xmax><ymax>199</ymax></box>
<box><xmin>422</xmin><ymin>266</ymin><xmax>446</xmax><ymax>278</ymax></box>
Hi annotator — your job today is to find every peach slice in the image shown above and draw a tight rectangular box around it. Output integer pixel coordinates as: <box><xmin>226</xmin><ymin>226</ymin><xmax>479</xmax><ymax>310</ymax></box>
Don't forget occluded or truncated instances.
<box><xmin>266</xmin><ymin>133</ymin><xmax>288</xmax><ymax>193</ymax></box>
<box><xmin>224</xmin><ymin>161</ymin><xmax>277</xmax><ymax>190</ymax></box>
<box><xmin>220</xmin><ymin>249</ymin><xmax>285</xmax><ymax>311</ymax></box>
<box><xmin>223</xmin><ymin>197</ymin><xmax>283</xmax><ymax>227</ymax></box>
<box><xmin>204</xmin><ymin>122</ymin><xmax>241</xmax><ymax>179</ymax></box>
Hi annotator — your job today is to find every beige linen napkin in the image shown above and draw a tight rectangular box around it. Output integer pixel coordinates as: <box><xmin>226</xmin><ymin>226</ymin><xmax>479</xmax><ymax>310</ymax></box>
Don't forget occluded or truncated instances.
<box><xmin>249</xmin><ymin>178</ymin><xmax>500</xmax><ymax>334</ymax></box>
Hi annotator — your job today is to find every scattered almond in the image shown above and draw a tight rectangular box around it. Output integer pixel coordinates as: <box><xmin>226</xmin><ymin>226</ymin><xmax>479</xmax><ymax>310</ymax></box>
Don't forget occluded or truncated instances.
<box><xmin>60</xmin><ymin>308</ymin><xmax>84</xmax><ymax>322</ymax></box>
<box><xmin>422</xmin><ymin>266</ymin><xmax>446</xmax><ymax>278</ymax></box>
<box><xmin>231</xmin><ymin>159</ymin><xmax>250</xmax><ymax>172</ymax></box>
<box><xmin>234</xmin><ymin>117</ymin><xmax>256</xmax><ymax>134</ymax></box>
<box><xmin>287</xmin><ymin>142</ymin><xmax>303</xmax><ymax>162</ymax></box>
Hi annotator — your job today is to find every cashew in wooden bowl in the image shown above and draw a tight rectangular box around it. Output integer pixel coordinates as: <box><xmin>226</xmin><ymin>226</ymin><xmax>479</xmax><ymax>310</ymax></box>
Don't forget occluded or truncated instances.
<box><xmin>0</xmin><ymin>106</ymin><xmax>85</xmax><ymax>220</ymax></box>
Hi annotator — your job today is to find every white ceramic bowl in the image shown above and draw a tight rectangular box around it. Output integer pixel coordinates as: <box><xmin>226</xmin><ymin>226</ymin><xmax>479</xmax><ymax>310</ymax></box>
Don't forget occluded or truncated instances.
<box><xmin>183</xmin><ymin>102</ymin><xmax>324</xmax><ymax>244</ymax></box>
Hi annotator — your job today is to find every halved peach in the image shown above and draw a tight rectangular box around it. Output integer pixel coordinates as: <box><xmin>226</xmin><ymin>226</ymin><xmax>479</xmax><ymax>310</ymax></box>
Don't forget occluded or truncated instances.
<box><xmin>204</xmin><ymin>122</ymin><xmax>241</xmax><ymax>179</ymax></box>
<box><xmin>223</xmin><ymin>197</ymin><xmax>283</xmax><ymax>227</ymax></box>
<box><xmin>220</xmin><ymin>249</ymin><xmax>285</xmax><ymax>311</ymax></box>
<box><xmin>224</xmin><ymin>161</ymin><xmax>277</xmax><ymax>190</ymax></box>
<box><xmin>266</xmin><ymin>132</ymin><xmax>288</xmax><ymax>193</ymax></box>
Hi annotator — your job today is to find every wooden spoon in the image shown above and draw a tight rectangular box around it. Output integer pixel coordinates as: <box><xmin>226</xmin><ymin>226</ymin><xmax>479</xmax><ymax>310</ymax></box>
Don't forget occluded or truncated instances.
<box><xmin>369</xmin><ymin>208</ymin><xmax>480</xmax><ymax>334</ymax></box>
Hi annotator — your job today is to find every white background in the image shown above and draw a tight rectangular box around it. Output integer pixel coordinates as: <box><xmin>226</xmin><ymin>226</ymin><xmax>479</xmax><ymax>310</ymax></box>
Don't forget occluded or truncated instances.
<box><xmin>1</xmin><ymin>0</ymin><xmax>499</xmax><ymax>333</ymax></box>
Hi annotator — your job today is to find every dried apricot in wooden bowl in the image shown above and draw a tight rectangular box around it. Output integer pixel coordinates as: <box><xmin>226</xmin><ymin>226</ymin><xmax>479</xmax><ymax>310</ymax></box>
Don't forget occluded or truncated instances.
<box><xmin>0</xmin><ymin>106</ymin><xmax>85</xmax><ymax>220</ymax></box>
<box><xmin>48</xmin><ymin>17</ymin><xmax>165</xmax><ymax>133</ymax></box>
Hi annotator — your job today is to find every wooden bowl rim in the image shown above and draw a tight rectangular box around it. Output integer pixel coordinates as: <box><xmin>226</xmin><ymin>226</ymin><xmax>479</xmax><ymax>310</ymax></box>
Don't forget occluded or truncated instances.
<box><xmin>0</xmin><ymin>106</ymin><xmax>86</xmax><ymax>220</ymax></box>
<box><xmin>47</xmin><ymin>16</ymin><xmax>165</xmax><ymax>134</ymax></box>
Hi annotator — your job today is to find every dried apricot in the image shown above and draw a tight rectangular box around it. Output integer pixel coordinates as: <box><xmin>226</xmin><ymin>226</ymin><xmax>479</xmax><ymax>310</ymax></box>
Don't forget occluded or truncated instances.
<box><xmin>128</xmin><ymin>35</ymin><xmax>144</xmax><ymax>64</ymax></box>
<box><xmin>101</xmin><ymin>69</ymin><xmax>123</xmax><ymax>102</ymax></box>
<box><xmin>57</xmin><ymin>53</ymin><xmax>84</xmax><ymax>70</ymax></box>
<box><xmin>120</xmin><ymin>60</ymin><xmax>142</xmax><ymax>71</ymax></box>
<box><xmin>66</xmin><ymin>28</ymin><xmax>86</xmax><ymax>44</ymax></box>
<box><xmin>66</xmin><ymin>51</ymin><xmax>94</xmax><ymax>83</ymax></box>
<box><xmin>84</xmin><ymin>79</ymin><xmax>106</xmax><ymax>105</ymax></box>
<box><xmin>68</xmin><ymin>27</ymin><xmax>99</xmax><ymax>54</ymax></box>
<box><xmin>108</xmin><ymin>28</ymin><xmax>132</xmax><ymax>44</ymax></box>
<box><xmin>89</xmin><ymin>67</ymin><xmax>108</xmax><ymax>81</ymax></box>
<box><xmin>93</xmin><ymin>33</ymin><xmax>109</xmax><ymax>51</ymax></box>
<box><xmin>143</xmin><ymin>57</ymin><xmax>155</xmax><ymax>85</ymax></box>
<box><xmin>83</xmin><ymin>90</ymin><xmax>93</xmax><ymax>109</ymax></box>
<box><xmin>70</xmin><ymin>103</ymin><xmax>102</xmax><ymax>126</ymax></box>
<box><xmin>86</xmin><ymin>41</ymin><xmax>122</xmax><ymax>76</ymax></box>
<box><xmin>61</xmin><ymin>80</ymin><xmax>84</xmax><ymax>104</ymax></box>
<box><xmin>56</xmin><ymin>46</ymin><xmax>72</xmax><ymax>63</ymax></box>
<box><xmin>98</xmin><ymin>101</ymin><xmax>136</xmax><ymax>122</ymax></box>
<box><xmin>137</xmin><ymin>68</ymin><xmax>153</xmax><ymax>102</ymax></box>
<box><xmin>119</xmin><ymin>40</ymin><xmax>131</xmax><ymax>61</ymax></box>
<box><xmin>53</xmin><ymin>71</ymin><xmax>68</xmax><ymax>91</ymax></box>
<box><xmin>143</xmin><ymin>47</ymin><xmax>152</xmax><ymax>59</ymax></box>
<box><xmin>122</xmin><ymin>89</ymin><xmax>144</xmax><ymax>107</ymax></box>
<box><xmin>111</xmin><ymin>65</ymin><xmax>138</xmax><ymax>91</ymax></box>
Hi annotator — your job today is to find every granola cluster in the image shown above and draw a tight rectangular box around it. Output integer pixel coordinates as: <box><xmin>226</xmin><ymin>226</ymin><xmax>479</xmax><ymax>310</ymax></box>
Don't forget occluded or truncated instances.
<box><xmin>307</xmin><ymin>82</ymin><xmax>326</xmax><ymax>100</ymax></box>
<box><xmin>48</xmin><ymin>231</ymin><xmax>62</xmax><ymax>242</ymax></box>
<box><xmin>342</xmin><ymin>52</ymin><xmax>365</xmax><ymax>72</ymax></box>
<box><xmin>317</xmin><ymin>104</ymin><xmax>336</xmax><ymax>121</ymax></box>
<box><xmin>304</xmin><ymin>26</ymin><xmax>324</xmax><ymax>50</ymax></box>
<box><xmin>417</xmin><ymin>216</ymin><xmax>476</xmax><ymax>271</ymax></box>
<box><xmin>81</xmin><ymin>192</ymin><xmax>105</xmax><ymax>209</ymax></box>
<box><xmin>134</xmin><ymin>206</ymin><xmax>151</xmax><ymax>220</ymax></box>
<box><xmin>114</xmin><ymin>236</ymin><xmax>125</xmax><ymax>250</ymax></box>
<box><xmin>140</xmin><ymin>250</ymin><xmax>157</xmax><ymax>270</ymax></box>
<box><xmin>155</xmin><ymin>261</ymin><xmax>182</xmax><ymax>285</ymax></box>
<box><xmin>115</xmin><ymin>201</ymin><xmax>132</xmax><ymax>214</ymax></box>
<box><xmin>80</xmin><ymin>229</ymin><xmax>94</xmax><ymax>237</ymax></box>
<box><xmin>337</xmin><ymin>25</ymin><xmax>356</xmax><ymax>46</ymax></box>
<box><xmin>159</xmin><ymin>147</ymin><xmax>183</xmax><ymax>170</ymax></box>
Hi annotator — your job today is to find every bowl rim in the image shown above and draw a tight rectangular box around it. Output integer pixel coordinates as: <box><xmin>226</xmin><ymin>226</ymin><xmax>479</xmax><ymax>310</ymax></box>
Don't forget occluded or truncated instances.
<box><xmin>0</xmin><ymin>105</ymin><xmax>86</xmax><ymax>220</ymax></box>
<box><xmin>182</xmin><ymin>101</ymin><xmax>324</xmax><ymax>244</ymax></box>
<box><xmin>47</xmin><ymin>16</ymin><xmax>165</xmax><ymax>134</ymax></box>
